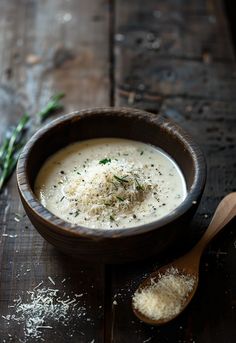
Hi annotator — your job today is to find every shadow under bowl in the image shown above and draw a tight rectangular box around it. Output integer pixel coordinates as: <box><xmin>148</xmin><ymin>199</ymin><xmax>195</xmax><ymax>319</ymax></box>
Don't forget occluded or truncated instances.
<box><xmin>17</xmin><ymin>107</ymin><xmax>206</xmax><ymax>263</ymax></box>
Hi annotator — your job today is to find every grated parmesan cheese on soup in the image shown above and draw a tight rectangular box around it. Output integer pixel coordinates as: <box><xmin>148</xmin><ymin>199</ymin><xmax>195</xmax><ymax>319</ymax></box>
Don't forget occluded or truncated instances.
<box><xmin>34</xmin><ymin>138</ymin><xmax>187</xmax><ymax>229</ymax></box>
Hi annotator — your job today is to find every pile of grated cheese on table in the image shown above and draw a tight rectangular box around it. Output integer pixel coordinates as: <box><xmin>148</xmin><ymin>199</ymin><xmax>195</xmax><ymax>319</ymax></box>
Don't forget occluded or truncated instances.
<box><xmin>2</xmin><ymin>284</ymin><xmax>88</xmax><ymax>341</ymax></box>
<box><xmin>61</xmin><ymin>159</ymin><xmax>159</xmax><ymax>225</ymax></box>
<box><xmin>132</xmin><ymin>267</ymin><xmax>196</xmax><ymax>321</ymax></box>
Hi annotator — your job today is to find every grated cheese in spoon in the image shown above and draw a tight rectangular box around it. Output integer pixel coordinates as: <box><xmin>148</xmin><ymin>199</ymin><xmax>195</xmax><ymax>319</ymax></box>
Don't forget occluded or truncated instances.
<box><xmin>133</xmin><ymin>267</ymin><xmax>196</xmax><ymax>321</ymax></box>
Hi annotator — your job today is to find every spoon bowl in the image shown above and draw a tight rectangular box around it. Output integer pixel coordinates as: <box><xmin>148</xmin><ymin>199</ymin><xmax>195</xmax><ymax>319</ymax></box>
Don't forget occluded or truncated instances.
<box><xmin>133</xmin><ymin>264</ymin><xmax>199</xmax><ymax>325</ymax></box>
<box><xmin>133</xmin><ymin>192</ymin><xmax>236</xmax><ymax>325</ymax></box>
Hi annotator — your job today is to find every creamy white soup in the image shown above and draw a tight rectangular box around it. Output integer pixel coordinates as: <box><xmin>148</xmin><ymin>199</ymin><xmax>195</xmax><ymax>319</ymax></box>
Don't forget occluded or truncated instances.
<box><xmin>35</xmin><ymin>138</ymin><xmax>187</xmax><ymax>229</ymax></box>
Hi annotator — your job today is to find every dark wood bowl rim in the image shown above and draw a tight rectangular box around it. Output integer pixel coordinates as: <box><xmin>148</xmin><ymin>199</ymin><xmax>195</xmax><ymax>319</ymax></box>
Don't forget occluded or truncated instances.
<box><xmin>17</xmin><ymin>107</ymin><xmax>206</xmax><ymax>239</ymax></box>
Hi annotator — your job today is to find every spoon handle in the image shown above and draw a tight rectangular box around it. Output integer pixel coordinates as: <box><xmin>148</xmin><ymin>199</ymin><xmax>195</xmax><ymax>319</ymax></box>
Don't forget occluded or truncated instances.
<box><xmin>196</xmin><ymin>192</ymin><xmax>236</xmax><ymax>252</ymax></box>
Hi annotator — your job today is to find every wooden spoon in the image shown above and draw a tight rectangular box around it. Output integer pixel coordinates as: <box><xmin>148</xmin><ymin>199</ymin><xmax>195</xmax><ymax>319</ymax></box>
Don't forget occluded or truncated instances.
<box><xmin>132</xmin><ymin>192</ymin><xmax>236</xmax><ymax>325</ymax></box>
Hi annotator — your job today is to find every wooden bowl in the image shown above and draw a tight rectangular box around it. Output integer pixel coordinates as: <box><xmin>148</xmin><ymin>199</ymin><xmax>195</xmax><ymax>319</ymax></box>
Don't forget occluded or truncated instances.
<box><xmin>17</xmin><ymin>107</ymin><xmax>206</xmax><ymax>263</ymax></box>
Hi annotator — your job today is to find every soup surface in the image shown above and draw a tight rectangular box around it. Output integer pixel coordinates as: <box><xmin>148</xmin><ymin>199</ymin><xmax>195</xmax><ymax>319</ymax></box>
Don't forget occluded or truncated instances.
<box><xmin>35</xmin><ymin>138</ymin><xmax>187</xmax><ymax>229</ymax></box>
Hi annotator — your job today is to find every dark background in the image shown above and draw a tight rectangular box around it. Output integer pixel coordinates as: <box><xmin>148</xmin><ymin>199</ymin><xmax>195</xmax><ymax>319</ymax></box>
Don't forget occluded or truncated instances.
<box><xmin>225</xmin><ymin>0</ymin><xmax>236</xmax><ymax>51</ymax></box>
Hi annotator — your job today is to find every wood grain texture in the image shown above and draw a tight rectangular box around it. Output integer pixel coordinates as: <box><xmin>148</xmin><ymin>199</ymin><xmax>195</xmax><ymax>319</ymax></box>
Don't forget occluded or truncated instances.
<box><xmin>111</xmin><ymin>0</ymin><xmax>236</xmax><ymax>342</ymax></box>
<box><xmin>0</xmin><ymin>0</ymin><xmax>110</xmax><ymax>342</ymax></box>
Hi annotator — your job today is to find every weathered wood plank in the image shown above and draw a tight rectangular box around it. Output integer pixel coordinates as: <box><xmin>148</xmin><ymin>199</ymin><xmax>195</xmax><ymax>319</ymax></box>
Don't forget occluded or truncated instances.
<box><xmin>115</xmin><ymin>0</ymin><xmax>236</xmax><ymax>107</ymax></box>
<box><xmin>111</xmin><ymin>0</ymin><xmax>236</xmax><ymax>342</ymax></box>
<box><xmin>0</xmin><ymin>0</ymin><xmax>110</xmax><ymax>342</ymax></box>
<box><xmin>115</xmin><ymin>1</ymin><xmax>234</xmax><ymax>61</ymax></box>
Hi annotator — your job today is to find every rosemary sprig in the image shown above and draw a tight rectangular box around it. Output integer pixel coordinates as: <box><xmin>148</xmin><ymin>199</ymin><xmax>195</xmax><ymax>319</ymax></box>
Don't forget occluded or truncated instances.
<box><xmin>0</xmin><ymin>92</ymin><xmax>65</xmax><ymax>192</ymax></box>
<box><xmin>37</xmin><ymin>93</ymin><xmax>65</xmax><ymax>122</ymax></box>
<box><xmin>0</xmin><ymin>113</ymin><xmax>29</xmax><ymax>191</ymax></box>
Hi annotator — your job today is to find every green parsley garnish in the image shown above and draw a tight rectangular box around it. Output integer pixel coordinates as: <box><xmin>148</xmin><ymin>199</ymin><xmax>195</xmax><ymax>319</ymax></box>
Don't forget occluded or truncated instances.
<box><xmin>99</xmin><ymin>158</ymin><xmax>111</xmax><ymax>165</ymax></box>
<box><xmin>110</xmin><ymin>215</ymin><xmax>115</xmax><ymax>221</ymax></box>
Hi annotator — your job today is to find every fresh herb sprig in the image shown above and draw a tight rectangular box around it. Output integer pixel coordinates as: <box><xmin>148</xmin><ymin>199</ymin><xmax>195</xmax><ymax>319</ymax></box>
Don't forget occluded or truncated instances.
<box><xmin>0</xmin><ymin>92</ymin><xmax>65</xmax><ymax>192</ymax></box>
<box><xmin>0</xmin><ymin>113</ymin><xmax>29</xmax><ymax>191</ymax></box>
<box><xmin>37</xmin><ymin>93</ymin><xmax>65</xmax><ymax>122</ymax></box>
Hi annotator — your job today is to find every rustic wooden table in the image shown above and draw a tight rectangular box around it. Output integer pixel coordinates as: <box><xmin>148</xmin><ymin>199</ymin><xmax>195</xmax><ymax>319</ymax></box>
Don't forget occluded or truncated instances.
<box><xmin>0</xmin><ymin>0</ymin><xmax>236</xmax><ymax>342</ymax></box>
